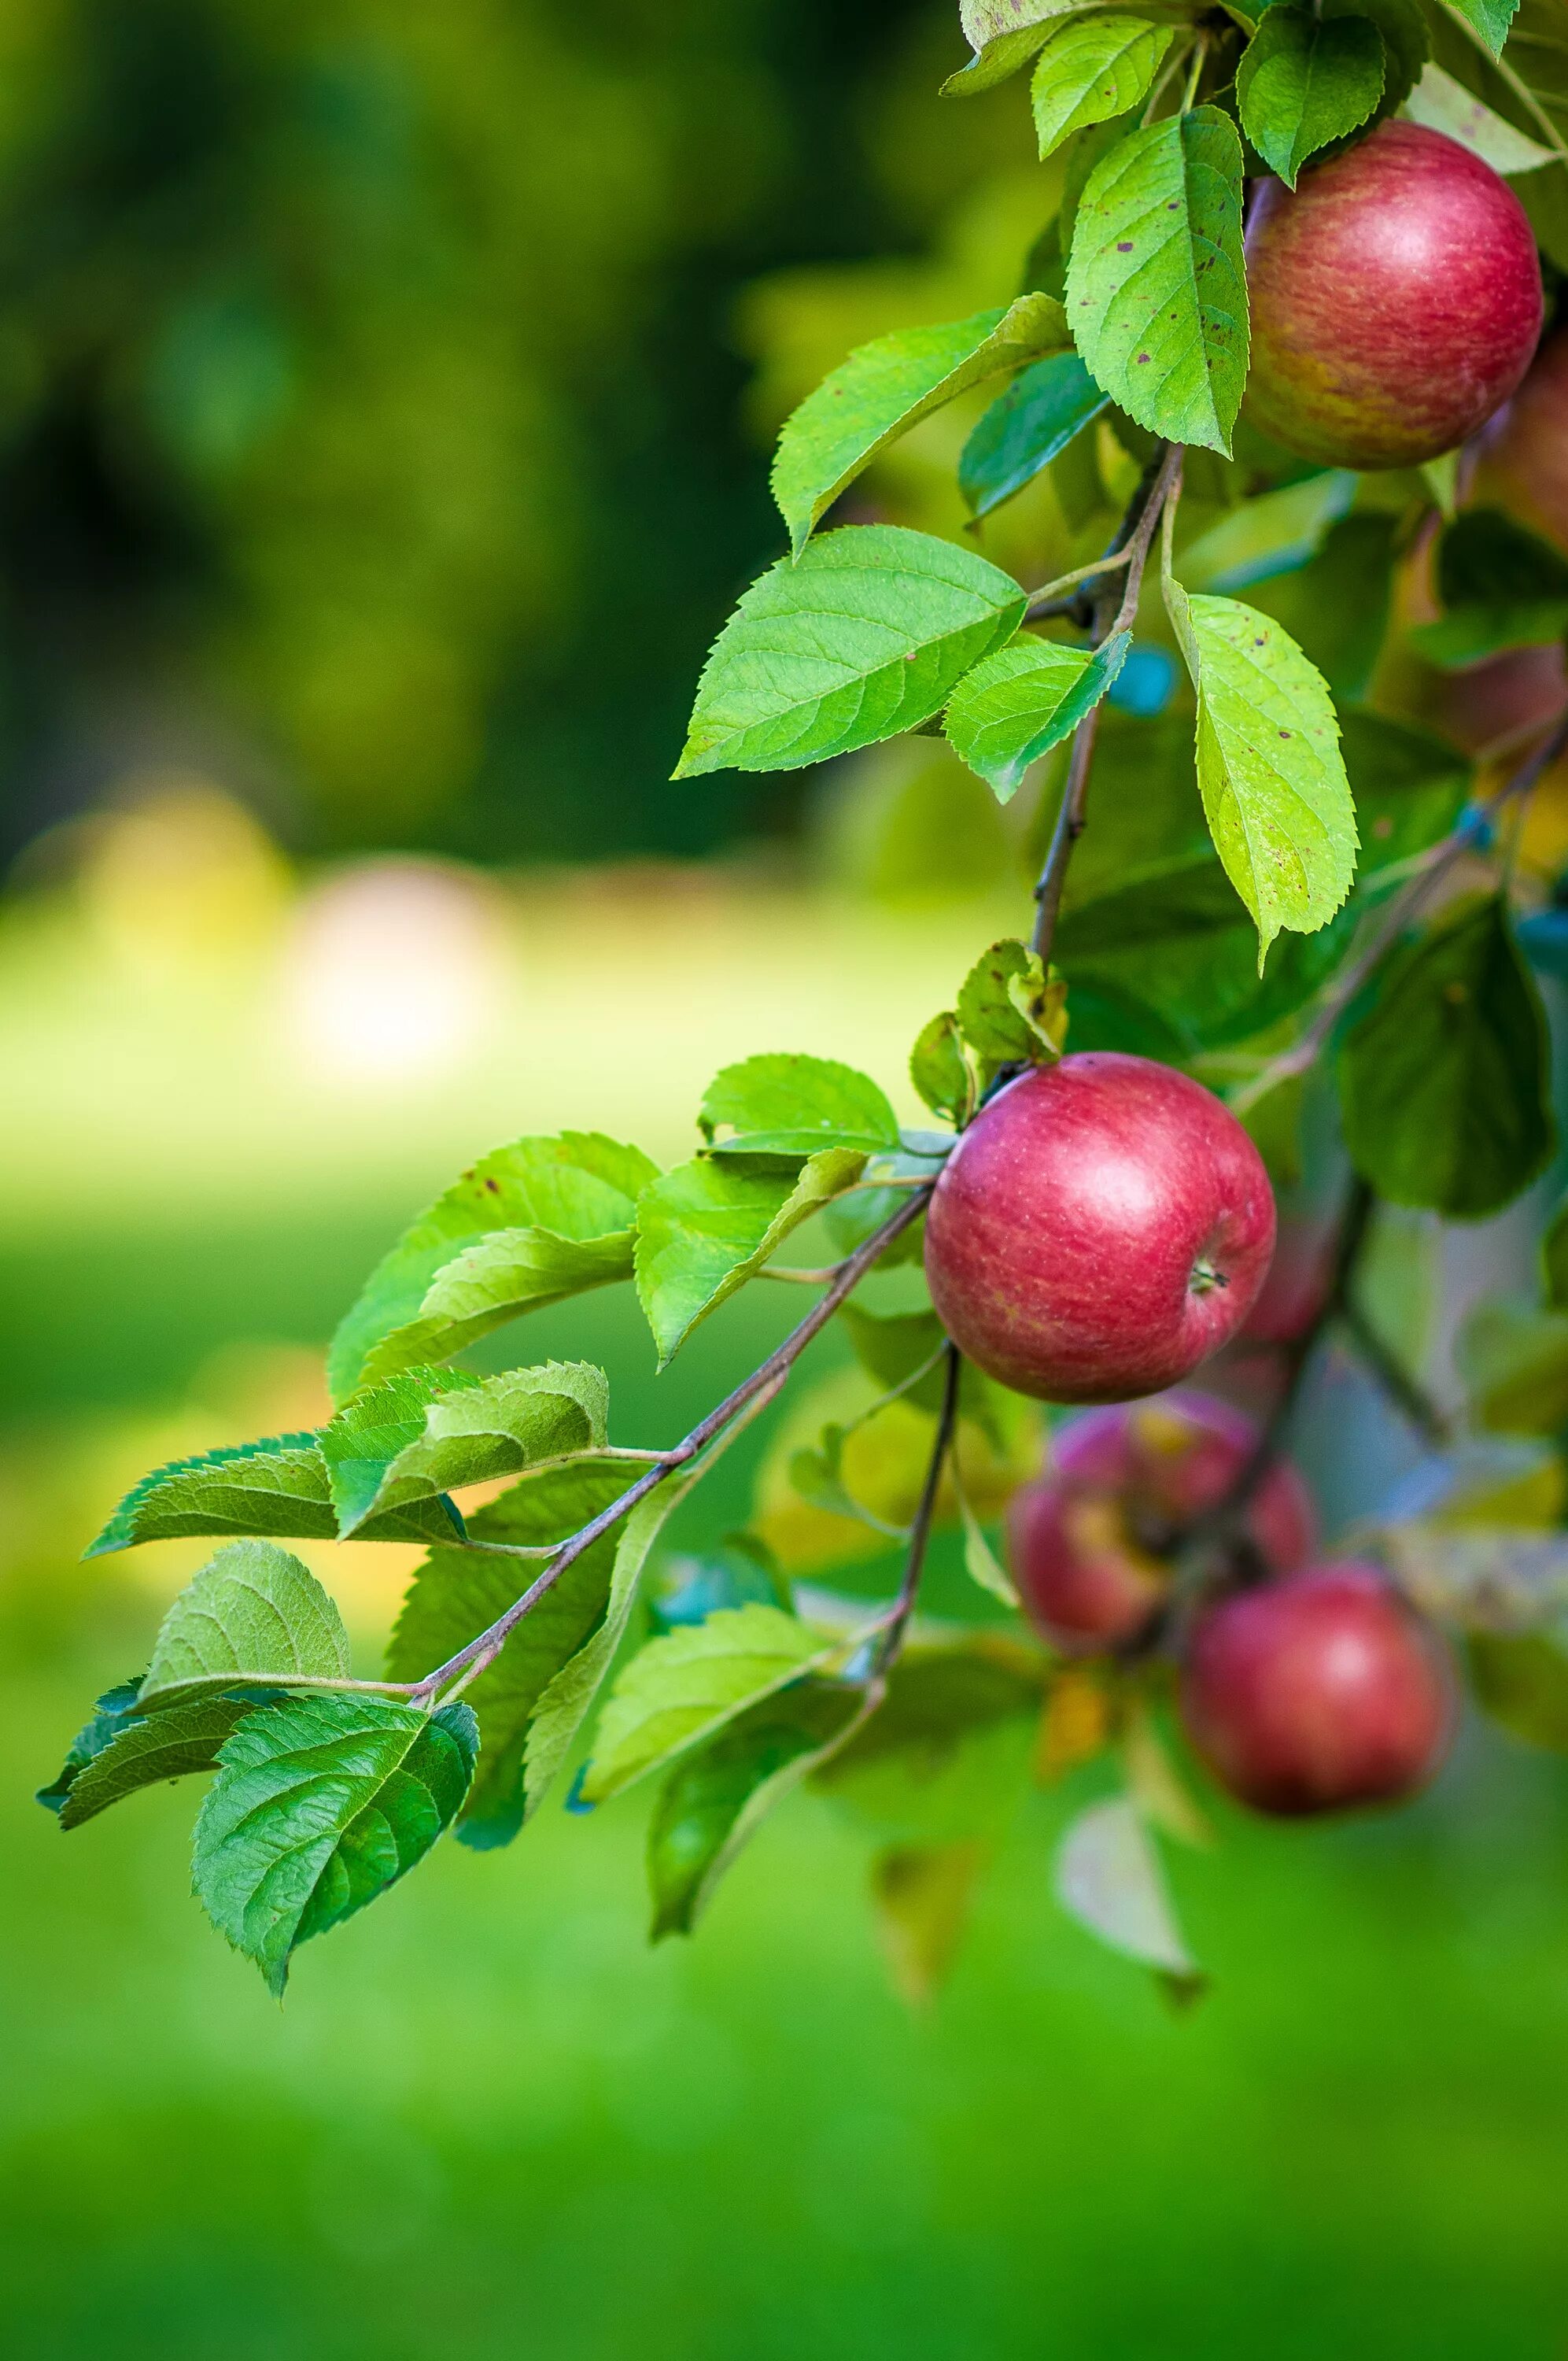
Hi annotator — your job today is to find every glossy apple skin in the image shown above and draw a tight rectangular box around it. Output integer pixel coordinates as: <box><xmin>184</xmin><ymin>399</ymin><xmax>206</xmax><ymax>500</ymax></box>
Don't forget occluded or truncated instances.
<box><xmin>1008</xmin><ymin>1391</ymin><xmax>1316</xmax><ymax>1652</ymax></box>
<box><xmin>1474</xmin><ymin>327</ymin><xmax>1568</xmax><ymax>555</ymax></box>
<box><xmin>1180</xmin><ymin>1563</ymin><xmax>1455</xmax><ymax>1816</ymax></box>
<box><xmin>1245</xmin><ymin>123</ymin><xmax>1542</xmax><ymax>471</ymax></box>
<box><xmin>924</xmin><ymin>1055</ymin><xmax>1275</xmax><ymax>1403</ymax></box>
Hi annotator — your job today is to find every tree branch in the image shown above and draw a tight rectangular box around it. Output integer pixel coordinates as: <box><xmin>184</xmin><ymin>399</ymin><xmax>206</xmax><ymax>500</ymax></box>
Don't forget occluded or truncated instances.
<box><xmin>408</xmin><ymin>1184</ymin><xmax>932</xmax><ymax>1704</ymax></box>
<box><xmin>1031</xmin><ymin>443</ymin><xmax>1184</xmax><ymax>962</ymax></box>
<box><xmin>869</xmin><ymin>1342</ymin><xmax>961</xmax><ymax>1685</ymax></box>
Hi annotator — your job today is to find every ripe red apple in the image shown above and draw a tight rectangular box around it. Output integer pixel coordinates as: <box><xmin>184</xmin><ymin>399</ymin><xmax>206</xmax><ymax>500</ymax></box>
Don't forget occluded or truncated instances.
<box><xmin>924</xmin><ymin>1054</ymin><xmax>1275</xmax><ymax>1402</ymax></box>
<box><xmin>1474</xmin><ymin>325</ymin><xmax>1568</xmax><ymax>554</ymax></box>
<box><xmin>1008</xmin><ymin>1391</ymin><xmax>1316</xmax><ymax>1652</ymax></box>
<box><xmin>1245</xmin><ymin>123</ymin><xmax>1542</xmax><ymax>471</ymax></box>
<box><xmin>1180</xmin><ymin>1562</ymin><xmax>1455</xmax><ymax>1816</ymax></box>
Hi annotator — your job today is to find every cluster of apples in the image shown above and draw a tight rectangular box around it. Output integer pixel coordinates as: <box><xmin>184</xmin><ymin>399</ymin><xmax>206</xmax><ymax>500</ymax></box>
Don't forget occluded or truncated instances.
<box><xmin>923</xmin><ymin>1059</ymin><xmax>1455</xmax><ymax>1816</ymax></box>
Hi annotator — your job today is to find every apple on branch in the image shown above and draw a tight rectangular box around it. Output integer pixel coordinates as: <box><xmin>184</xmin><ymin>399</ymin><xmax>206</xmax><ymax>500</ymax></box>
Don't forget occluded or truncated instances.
<box><xmin>924</xmin><ymin>1054</ymin><xmax>1276</xmax><ymax>1404</ymax></box>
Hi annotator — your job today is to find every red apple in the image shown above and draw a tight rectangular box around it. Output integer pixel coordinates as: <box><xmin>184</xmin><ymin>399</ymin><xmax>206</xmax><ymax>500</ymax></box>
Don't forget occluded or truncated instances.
<box><xmin>1008</xmin><ymin>1391</ymin><xmax>1316</xmax><ymax>1652</ymax></box>
<box><xmin>1474</xmin><ymin>324</ymin><xmax>1568</xmax><ymax>554</ymax></box>
<box><xmin>924</xmin><ymin>1054</ymin><xmax>1275</xmax><ymax>1402</ymax></box>
<box><xmin>1180</xmin><ymin>1562</ymin><xmax>1455</xmax><ymax>1816</ymax></box>
<box><xmin>1245</xmin><ymin>123</ymin><xmax>1542</xmax><ymax>471</ymax></box>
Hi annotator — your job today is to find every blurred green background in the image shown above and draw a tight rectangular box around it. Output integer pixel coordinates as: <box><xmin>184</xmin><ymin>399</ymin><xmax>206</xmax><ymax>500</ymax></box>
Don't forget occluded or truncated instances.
<box><xmin>5</xmin><ymin>3</ymin><xmax>1568</xmax><ymax>2355</ymax></box>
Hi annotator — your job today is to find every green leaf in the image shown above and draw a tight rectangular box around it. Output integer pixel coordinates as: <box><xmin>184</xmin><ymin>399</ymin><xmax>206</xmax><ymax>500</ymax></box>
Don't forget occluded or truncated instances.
<box><xmin>1245</xmin><ymin>511</ymin><xmax>1400</xmax><ymax>704</ymax></box>
<box><xmin>1341</xmin><ymin>711</ymin><xmax>1470</xmax><ymax>877</ymax></box>
<box><xmin>192</xmin><ymin>1695</ymin><xmax>477</xmax><ymax>1994</ymax></box>
<box><xmin>1053</xmin><ymin>1795</ymin><xmax>1201</xmax><ymax>1983</ymax></box>
<box><xmin>839</xmin><ymin>1302</ymin><xmax>949</xmax><ymax>1410</ymax></box>
<box><xmin>1056</xmin><ymin>853</ymin><xmax>1350</xmax><ymax>1046</ymax></box>
<box><xmin>647</xmin><ymin>1679</ymin><xmax>861</xmax><ymax>1938</ymax></box>
<box><xmin>138</xmin><ymin>1542</ymin><xmax>352</xmax><ymax>1712</ymax></box>
<box><xmin>957</xmin><ymin>937</ymin><xmax>1069</xmax><ymax>1064</ymax></box>
<box><xmin>1340</xmin><ymin>896</ymin><xmax>1555</xmax><ymax>1220</ymax></box>
<box><xmin>945</xmin><ymin>630</ymin><xmax>1131</xmax><ymax>802</ymax></box>
<box><xmin>386</xmin><ymin>1456</ymin><xmax>645</xmax><ymax>1847</ymax></box>
<box><xmin>327</xmin><ymin>1133</ymin><xmax>658</xmax><ymax>1404</ymax></box>
<box><xmin>771</xmin><ymin>296</ymin><xmax>1069</xmax><ymax>556</ymax></box>
<box><xmin>635</xmin><ymin>1147</ymin><xmax>867</xmax><ymax>1367</ymax></box>
<box><xmin>1405</xmin><ymin>60</ymin><xmax>1552</xmax><ymax>168</ymax></box>
<box><xmin>1409</xmin><ymin>509</ymin><xmax>1568</xmax><ymax>670</ymax></box>
<box><xmin>55</xmin><ymin>1696</ymin><xmax>257</xmax><ymax>1831</ymax></box>
<box><xmin>1322</xmin><ymin>0</ymin><xmax>1426</xmax><ymax>110</ymax></box>
<box><xmin>1177</xmin><ymin>471</ymin><xmax>1357</xmax><ymax>595</ymax></box>
<box><xmin>674</xmin><ymin>526</ymin><xmax>1028</xmax><ymax>779</ymax></box>
<box><xmin>959</xmin><ymin>351</ymin><xmax>1109</xmax><ymax>521</ymax></box>
<box><xmin>1237</xmin><ymin>6</ymin><xmax>1385</xmax><ymax>187</ymax></box>
<box><xmin>85</xmin><ymin>1432</ymin><xmax>458</xmax><ymax>1557</ymax></box>
<box><xmin>1164</xmin><ymin>583</ymin><xmax>1356</xmax><ymax>961</ymax></box>
<box><xmin>943</xmin><ymin>0</ymin><xmax>1095</xmax><ymax>93</ymax></box>
<box><xmin>1456</xmin><ymin>1299</ymin><xmax>1568</xmax><ymax>1434</ymax></box>
<box><xmin>582</xmin><ymin>1604</ymin><xmax>844</xmax><ymax>1804</ymax></box>
<box><xmin>1064</xmin><ymin>108</ymin><xmax>1249</xmax><ymax>456</ymax></box>
<box><xmin>320</xmin><ymin>1363</ymin><xmax>607</xmax><ymax>1537</ymax></box>
<box><xmin>1031</xmin><ymin>15</ymin><xmax>1174</xmax><ymax>158</ymax></box>
<box><xmin>699</xmin><ymin>1053</ymin><xmax>898</xmax><ymax>1158</ymax></box>
<box><xmin>814</xmin><ymin>1645</ymin><xmax>1042</xmax><ymax>1841</ymax></box>
<box><xmin>1443</xmin><ymin>0</ymin><xmax>1522</xmax><ymax>61</ymax></box>
<box><xmin>1470</xmin><ymin>1631</ymin><xmax>1568</xmax><ymax>1750</ymax></box>
<box><xmin>37</xmin><ymin>1678</ymin><xmax>143</xmax><ymax>1815</ymax></box>
<box><xmin>955</xmin><ymin>1478</ymin><xmax>1021</xmax><ymax>1607</ymax></box>
<box><xmin>909</xmin><ymin>1010</ymin><xmax>975</xmax><ymax>1126</ymax></box>
<box><xmin>872</xmin><ymin>1841</ymin><xmax>989</xmax><ymax>2004</ymax></box>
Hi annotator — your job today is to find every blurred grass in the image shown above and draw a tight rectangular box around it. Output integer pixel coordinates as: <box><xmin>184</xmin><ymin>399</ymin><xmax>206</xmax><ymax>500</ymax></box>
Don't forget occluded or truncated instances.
<box><xmin>6</xmin><ymin>861</ymin><xmax>1568</xmax><ymax>2356</ymax></box>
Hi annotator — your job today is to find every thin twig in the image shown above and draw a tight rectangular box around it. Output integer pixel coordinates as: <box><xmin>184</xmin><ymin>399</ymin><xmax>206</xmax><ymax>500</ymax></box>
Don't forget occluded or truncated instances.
<box><xmin>408</xmin><ymin>1186</ymin><xmax>932</xmax><ymax>1704</ymax></box>
<box><xmin>1233</xmin><ymin>705</ymin><xmax>1568</xmax><ymax>1116</ymax></box>
<box><xmin>1031</xmin><ymin>443</ymin><xmax>1184</xmax><ymax>962</ymax></box>
<box><xmin>869</xmin><ymin>1343</ymin><xmax>961</xmax><ymax>1683</ymax></box>
<box><xmin>1339</xmin><ymin>1297</ymin><xmax>1452</xmax><ymax>1449</ymax></box>
<box><xmin>758</xmin><ymin>1263</ymin><xmax>847</xmax><ymax>1285</ymax></box>
<box><xmin>1024</xmin><ymin>545</ymin><xmax>1132</xmax><ymax>619</ymax></box>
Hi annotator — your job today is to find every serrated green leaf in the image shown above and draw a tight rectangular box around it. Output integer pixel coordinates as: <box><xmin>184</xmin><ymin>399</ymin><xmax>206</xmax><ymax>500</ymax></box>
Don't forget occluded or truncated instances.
<box><xmin>1456</xmin><ymin>1299</ymin><xmax>1568</xmax><ymax>1434</ymax></box>
<box><xmin>956</xmin><ymin>937</ymin><xmax>1068</xmax><ymax>1064</ymax></box>
<box><xmin>674</xmin><ymin>526</ymin><xmax>1027</xmax><ymax>779</ymax></box>
<box><xmin>386</xmin><ymin>1455</ymin><xmax>644</xmax><ymax>1846</ymax></box>
<box><xmin>583</xmin><ymin>1603</ymin><xmax>842</xmax><ymax>1804</ymax></box>
<box><xmin>772</xmin><ymin>297</ymin><xmax>1069</xmax><ymax>556</ymax></box>
<box><xmin>57</xmin><ymin>1695</ymin><xmax>256</xmax><ymax>1830</ymax></box>
<box><xmin>1323</xmin><ymin>0</ymin><xmax>1426</xmax><ymax>109</ymax></box>
<box><xmin>1054</xmin><ymin>1795</ymin><xmax>1200</xmax><ymax>1980</ymax></box>
<box><xmin>945</xmin><ymin>629</ymin><xmax>1131</xmax><ymax>801</ymax></box>
<box><xmin>193</xmin><ymin>1695</ymin><xmax>477</xmax><ymax>1994</ymax></box>
<box><xmin>85</xmin><ymin>1432</ymin><xmax>457</xmax><ymax>1557</ymax></box>
<box><xmin>1177</xmin><ymin>471</ymin><xmax>1356</xmax><ymax>595</ymax></box>
<box><xmin>320</xmin><ymin>1363</ymin><xmax>607</xmax><ymax>1537</ymax></box>
<box><xmin>943</xmin><ymin>0</ymin><xmax>1097</xmax><ymax>92</ymax></box>
<box><xmin>909</xmin><ymin>1011</ymin><xmax>974</xmax><ymax>1126</ymax></box>
<box><xmin>1164</xmin><ymin>583</ymin><xmax>1356</xmax><ymax>961</ymax></box>
<box><xmin>1031</xmin><ymin>14</ymin><xmax>1173</xmax><ymax>157</ymax></box>
<box><xmin>959</xmin><ymin>349</ymin><xmax>1109</xmax><ymax>520</ymax></box>
<box><xmin>1237</xmin><ymin>7</ymin><xmax>1385</xmax><ymax>187</ymax></box>
<box><xmin>635</xmin><ymin>1147</ymin><xmax>867</xmax><ymax>1367</ymax></box>
<box><xmin>1409</xmin><ymin>508</ymin><xmax>1568</xmax><ymax>670</ymax></box>
<box><xmin>698</xmin><ymin>1052</ymin><xmax>898</xmax><ymax>1158</ymax></box>
<box><xmin>1444</xmin><ymin>0</ymin><xmax>1522</xmax><ymax>61</ymax></box>
<box><xmin>647</xmin><ymin>1679</ymin><xmax>861</xmax><ymax>1938</ymax></box>
<box><xmin>37</xmin><ymin>1678</ymin><xmax>143</xmax><ymax>1815</ymax></box>
<box><xmin>1406</xmin><ymin>58</ymin><xmax>1551</xmax><ymax>165</ymax></box>
<box><xmin>1064</xmin><ymin>108</ymin><xmax>1248</xmax><ymax>456</ymax></box>
<box><xmin>139</xmin><ymin>1541</ymin><xmax>352</xmax><ymax>1712</ymax></box>
<box><xmin>1340</xmin><ymin>896</ymin><xmax>1555</xmax><ymax>1220</ymax></box>
<box><xmin>1055</xmin><ymin>853</ymin><xmax>1350</xmax><ymax>1047</ymax></box>
<box><xmin>955</xmin><ymin>1480</ymin><xmax>1021</xmax><ymax>1607</ymax></box>
<box><xmin>327</xmin><ymin>1132</ymin><xmax>657</xmax><ymax>1405</ymax></box>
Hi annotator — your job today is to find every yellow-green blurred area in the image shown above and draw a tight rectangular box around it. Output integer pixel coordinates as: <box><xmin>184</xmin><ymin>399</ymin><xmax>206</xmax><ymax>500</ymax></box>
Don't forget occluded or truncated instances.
<box><xmin>4</xmin><ymin>4</ymin><xmax>1568</xmax><ymax>2354</ymax></box>
<box><xmin>5</xmin><ymin>792</ymin><xmax>1568</xmax><ymax>2360</ymax></box>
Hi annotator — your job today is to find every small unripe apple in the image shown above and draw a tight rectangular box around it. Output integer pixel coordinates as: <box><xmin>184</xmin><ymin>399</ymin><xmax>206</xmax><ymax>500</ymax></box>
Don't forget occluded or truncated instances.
<box><xmin>1180</xmin><ymin>1562</ymin><xmax>1455</xmax><ymax>1816</ymax></box>
<box><xmin>1245</xmin><ymin>123</ymin><xmax>1542</xmax><ymax>471</ymax></box>
<box><xmin>1474</xmin><ymin>325</ymin><xmax>1568</xmax><ymax>554</ymax></box>
<box><xmin>924</xmin><ymin>1054</ymin><xmax>1275</xmax><ymax>1403</ymax></box>
<box><xmin>1008</xmin><ymin>1391</ymin><xmax>1316</xmax><ymax>1652</ymax></box>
